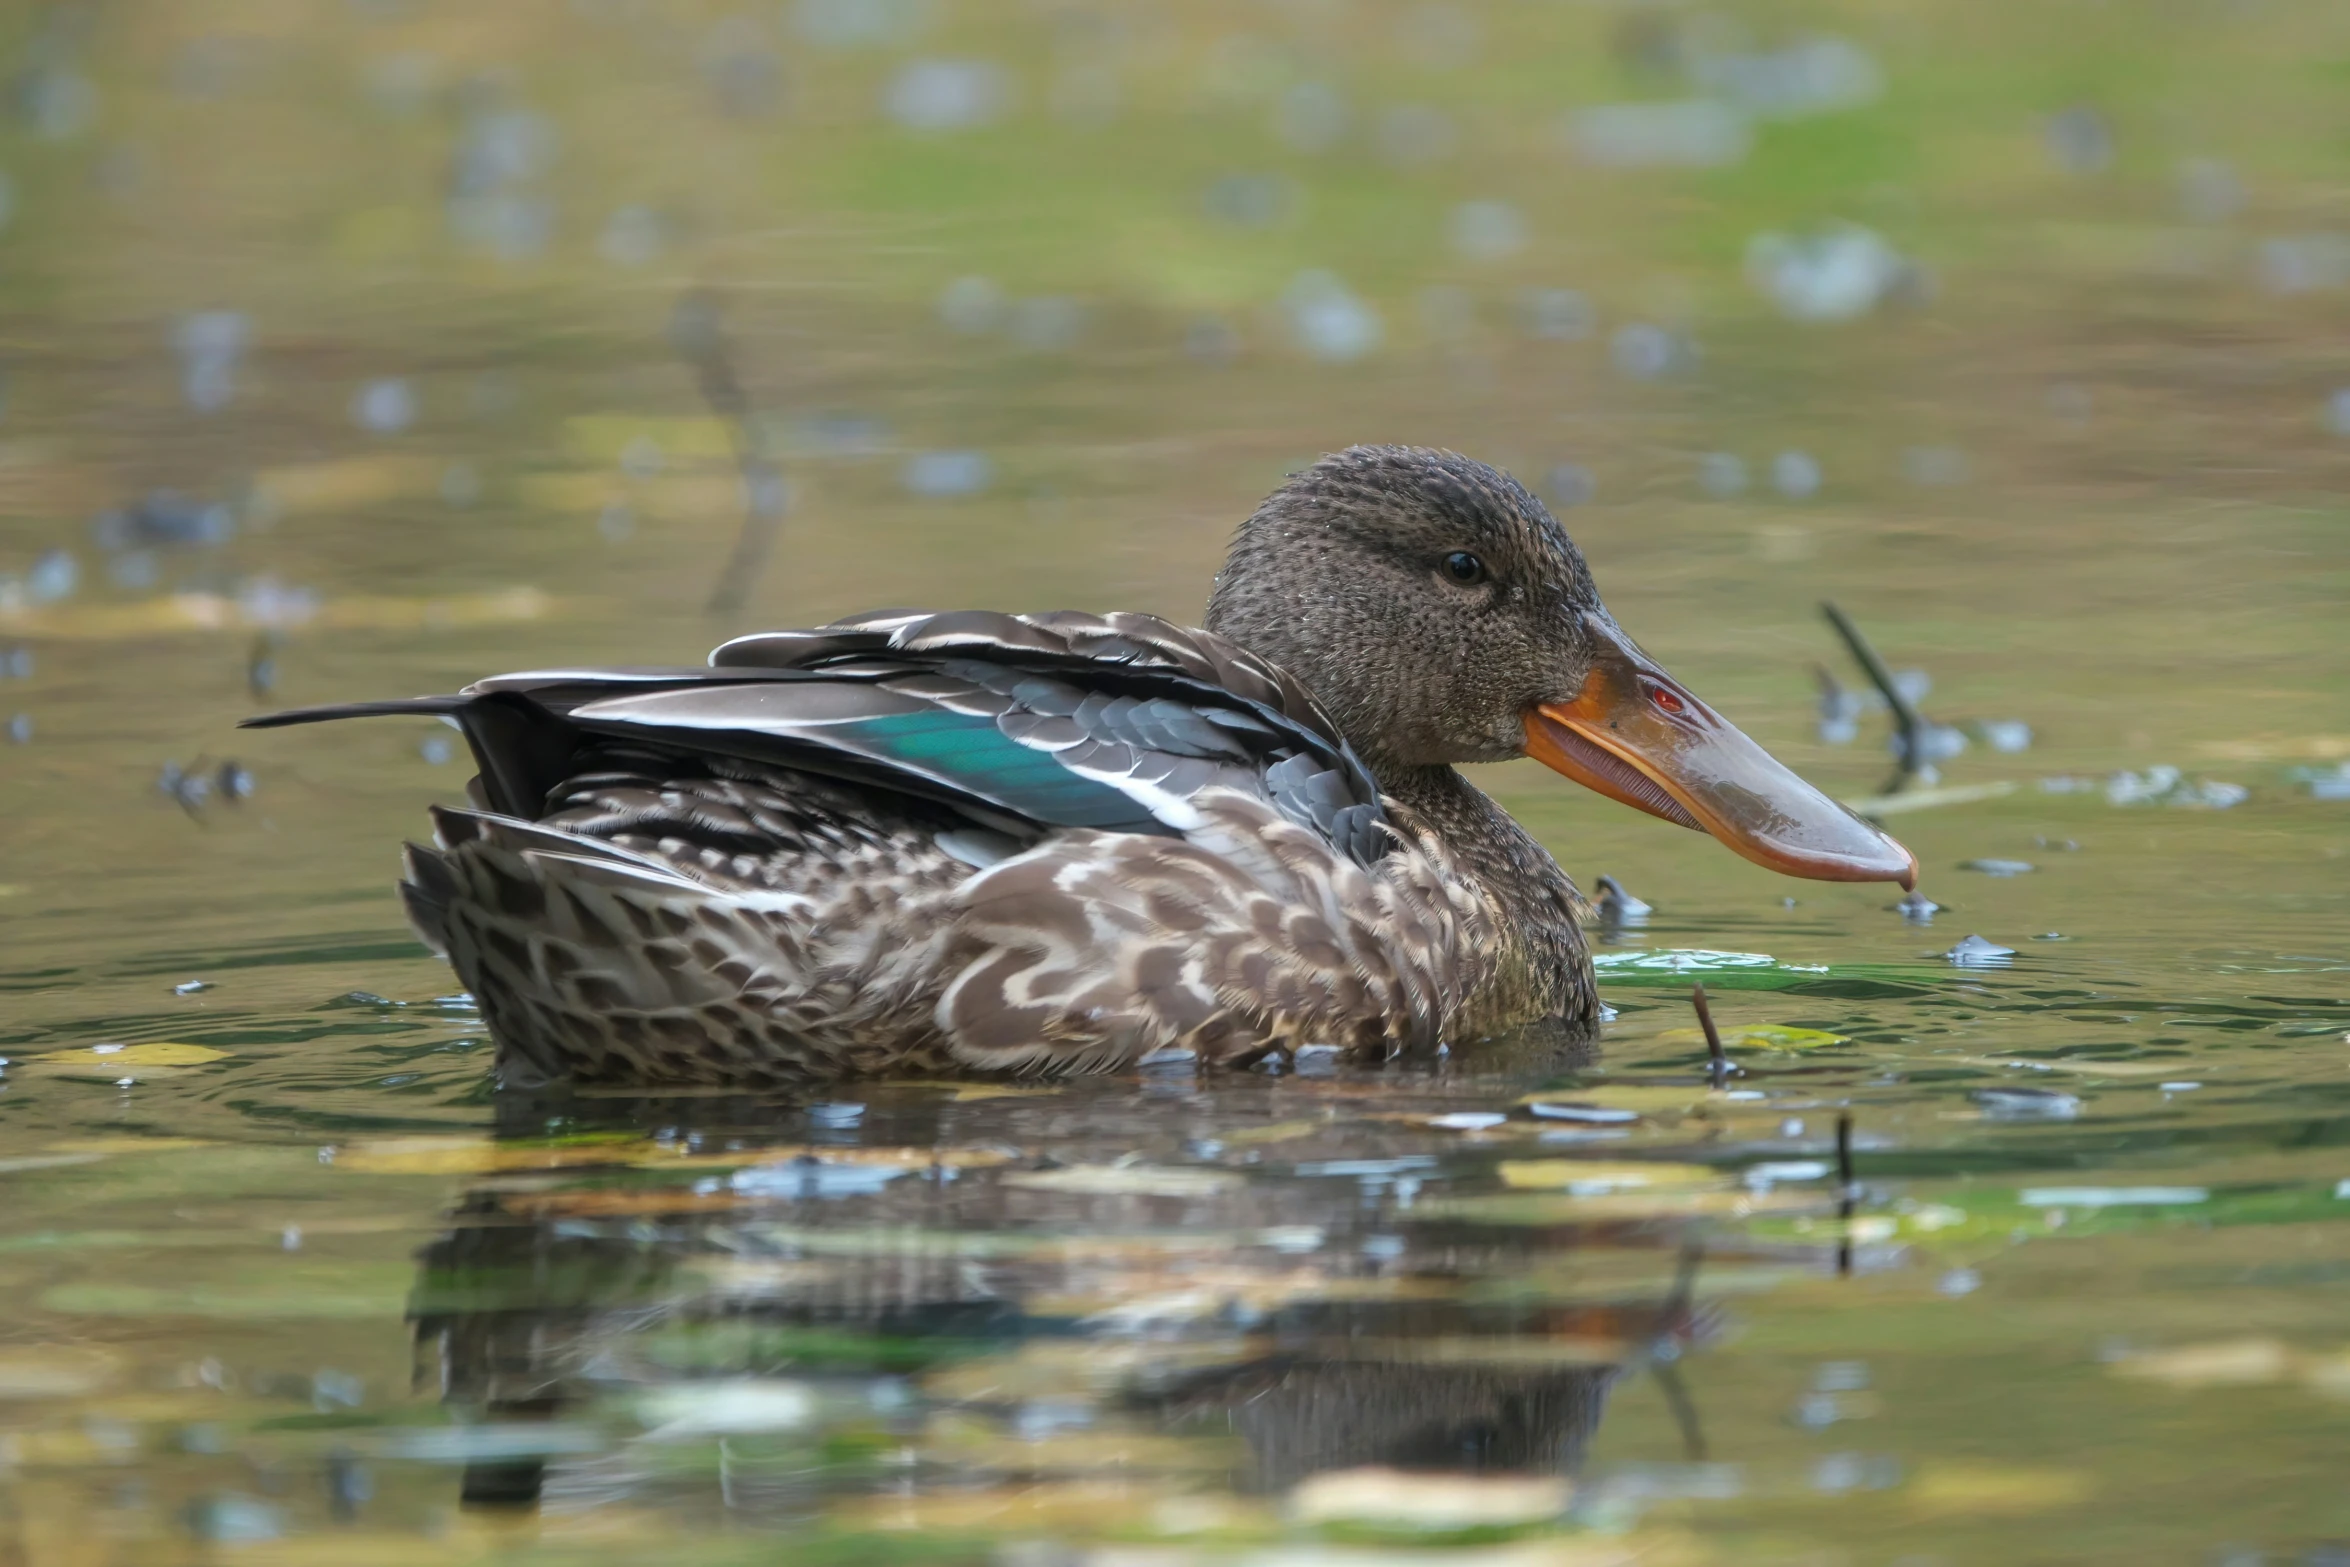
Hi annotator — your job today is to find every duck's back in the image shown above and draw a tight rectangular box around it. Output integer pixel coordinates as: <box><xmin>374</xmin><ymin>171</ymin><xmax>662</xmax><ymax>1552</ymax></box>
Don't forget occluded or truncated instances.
<box><xmin>250</xmin><ymin>610</ymin><xmax>1497</xmax><ymax>1086</ymax></box>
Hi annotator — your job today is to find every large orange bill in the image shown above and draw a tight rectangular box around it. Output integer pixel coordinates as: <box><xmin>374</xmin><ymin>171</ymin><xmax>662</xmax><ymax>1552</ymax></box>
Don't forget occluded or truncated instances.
<box><xmin>1524</xmin><ymin>612</ymin><xmax>1917</xmax><ymax>888</ymax></box>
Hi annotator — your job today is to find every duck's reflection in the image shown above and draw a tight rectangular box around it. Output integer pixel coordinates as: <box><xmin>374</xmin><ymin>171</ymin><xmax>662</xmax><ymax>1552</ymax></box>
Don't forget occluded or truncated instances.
<box><xmin>408</xmin><ymin>1078</ymin><xmax>1710</xmax><ymax>1520</ymax></box>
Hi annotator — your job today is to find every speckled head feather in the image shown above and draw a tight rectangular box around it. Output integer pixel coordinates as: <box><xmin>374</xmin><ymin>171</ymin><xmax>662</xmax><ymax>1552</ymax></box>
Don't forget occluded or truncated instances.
<box><xmin>1203</xmin><ymin>446</ymin><xmax>1606</xmax><ymax>774</ymax></box>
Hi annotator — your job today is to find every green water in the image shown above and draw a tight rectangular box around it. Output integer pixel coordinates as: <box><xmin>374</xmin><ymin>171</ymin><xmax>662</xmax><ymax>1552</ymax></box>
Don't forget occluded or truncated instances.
<box><xmin>4</xmin><ymin>2</ymin><xmax>2350</xmax><ymax>1562</ymax></box>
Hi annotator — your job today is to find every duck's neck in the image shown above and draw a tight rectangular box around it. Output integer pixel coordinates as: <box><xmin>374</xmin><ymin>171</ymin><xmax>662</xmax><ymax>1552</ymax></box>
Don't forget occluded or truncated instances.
<box><xmin>1373</xmin><ymin>762</ymin><xmax>1596</xmax><ymax>1029</ymax></box>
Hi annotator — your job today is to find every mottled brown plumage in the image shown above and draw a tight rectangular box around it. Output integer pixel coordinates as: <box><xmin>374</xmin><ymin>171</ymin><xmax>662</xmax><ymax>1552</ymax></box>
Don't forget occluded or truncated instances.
<box><xmin>247</xmin><ymin>444</ymin><xmax>1912</xmax><ymax>1086</ymax></box>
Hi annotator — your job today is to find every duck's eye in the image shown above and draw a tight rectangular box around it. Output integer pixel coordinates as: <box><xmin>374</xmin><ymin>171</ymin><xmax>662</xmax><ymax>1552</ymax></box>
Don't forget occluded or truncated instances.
<box><xmin>1441</xmin><ymin>551</ymin><xmax>1486</xmax><ymax>585</ymax></box>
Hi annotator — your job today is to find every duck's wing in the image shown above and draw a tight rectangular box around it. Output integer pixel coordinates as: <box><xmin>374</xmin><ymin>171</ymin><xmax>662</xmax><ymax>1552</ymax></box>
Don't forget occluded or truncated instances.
<box><xmin>241</xmin><ymin>609</ymin><xmax>1389</xmax><ymax>865</ymax></box>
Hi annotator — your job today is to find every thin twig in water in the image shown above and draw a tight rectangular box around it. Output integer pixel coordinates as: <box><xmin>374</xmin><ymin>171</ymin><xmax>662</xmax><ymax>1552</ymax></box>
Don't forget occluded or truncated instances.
<box><xmin>1820</xmin><ymin>601</ymin><xmax>1925</xmax><ymax>795</ymax></box>
<box><xmin>672</xmin><ymin>290</ymin><xmax>789</xmax><ymax>618</ymax></box>
<box><xmin>1835</xmin><ymin>1110</ymin><xmax>1856</xmax><ymax>1278</ymax></box>
<box><xmin>1691</xmin><ymin>981</ymin><xmax>1729</xmax><ymax>1087</ymax></box>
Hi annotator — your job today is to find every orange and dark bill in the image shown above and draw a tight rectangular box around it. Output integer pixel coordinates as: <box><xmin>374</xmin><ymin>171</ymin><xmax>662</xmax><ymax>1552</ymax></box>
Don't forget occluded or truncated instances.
<box><xmin>1524</xmin><ymin>613</ymin><xmax>1918</xmax><ymax>889</ymax></box>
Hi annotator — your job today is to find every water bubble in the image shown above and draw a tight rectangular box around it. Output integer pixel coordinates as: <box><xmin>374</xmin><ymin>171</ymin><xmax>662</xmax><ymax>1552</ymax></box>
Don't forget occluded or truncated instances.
<box><xmin>936</xmin><ymin>275</ymin><xmax>1005</xmax><ymax>334</ymax></box>
<box><xmin>2327</xmin><ymin>389</ymin><xmax>2350</xmax><ymax>437</ymax></box>
<box><xmin>597</xmin><ymin>502</ymin><xmax>635</xmax><ymax>542</ymax></box>
<box><xmin>1697</xmin><ymin>452</ymin><xmax>1748</xmax><ymax>497</ymax></box>
<box><xmin>1282</xmin><ymin>271</ymin><xmax>1383</xmax><ymax>363</ymax></box>
<box><xmin>1374</xmin><ymin>103</ymin><xmax>1457</xmax><ymax>167</ymax></box>
<box><xmin>1970</xmin><ymin>1085</ymin><xmax>2079</xmax><ymax>1119</ymax></box>
<box><xmin>1945</xmin><ymin>934</ymin><xmax>2020</xmax><ymax>967</ymax></box>
<box><xmin>1814</xmin><ymin>1362</ymin><xmax>1870</xmax><ymax>1392</ymax></box>
<box><xmin>1274</xmin><ymin>80</ymin><xmax>1346</xmax><ymax>153</ymax></box>
<box><xmin>2045</xmin><ymin>105</ymin><xmax>2113</xmax><ymax>175</ymax></box>
<box><xmin>185</xmin><ymin>1494</ymin><xmax>285</xmax><ymax>1544</ymax></box>
<box><xmin>1202</xmin><ymin>172</ymin><xmax>1294</xmax><ymax>229</ymax></box>
<box><xmin>351</xmin><ymin>378</ymin><xmax>415</xmax><ymax>434</ymax></box>
<box><xmin>901</xmin><ymin>450</ymin><xmax>993</xmax><ymax>498</ymax></box>
<box><xmin>1770</xmin><ymin>450</ymin><xmax>1822</xmax><ymax>499</ymax></box>
<box><xmin>792</xmin><ymin>0</ymin><xmax>930</xmax><ymax>49</ymax></box>
<box><xmin>2257</xmin><ymin>235</ymin><xmax>2350</xmax><ymax>295</ymax></box>
<box><xmin>1570</xmin><ymin>100</ymin><xmax>1750</xmax><ymax>169</ymax></box>
<box><xmin>884</xmin><ymin>59</ymin><xmax>1009</xmax><ymax>132</ymax></box>
<box><xmin>4</xmin><ymin>713</ymin><xmax>28</xmax><ymax>745</ymax></box>
<box><xmin>1448</xmin><ymin>199</ymin><xmax>1527</xmax><ymax>262</ymax></box>
<box><xmin>598</xmin><ymin>205</ymin><xmax>665</xmax><ymax>267</ymax></box>
<box><xmin>21</xmin><ymin>69</ymin><xmax>98</xmax><ymax>141</ymax></box>
<box><xmin>1789</xmin><ymin>1392</ymin><xmax>1844</xmax><ymax>1429</ymax></box>
<box><xmin>447</xmin><ymin>103</ymin><xmax>558</xmax><ymax>259</ymax></box>
<box><xmin>27</xmin><ymin>549</ymin><xmax>78</xmax><ymax>604</ymax></box>
<box><xmin>1518</xmin><ymin>288</ymin><xmax>1592</xmax><ymax>342</ymax></box>
<box><xmin>1697</xmin><ymin>38</ymin><xmax>1882</xmax><ymax>120</ymax></box>
<box><xmin>1977</xmin><ymin>719</ymin><xmax>2033</xmax><ymax>753</ymax></box>
<box><xmin>1938</xmin><ymin>1268</ymin><xmax>1981</xmax><ymax>1296</ymax></box>
<box><xmin>1896</xmin><ymin>889</ymin><xmax>1941</xmax><ymax>923</ymax></box>
<box><xmin>175</xmin><ymin>310</ymin><xmax>249</xmax><ymax>413</ymax></box>
<box><xmin>1747</xmin><ymin>223</ymin><xmax>1915</xmax><ymax>321</ymax></box>
<box><xmin>420</xmin><ymin>735</ymin><xmax>453</xmax><ymax>765</ymax></box>
<box><xmin>452</xmin><ymin>106</ymin><xmax>555</xmax><ymax>192</ymax></box>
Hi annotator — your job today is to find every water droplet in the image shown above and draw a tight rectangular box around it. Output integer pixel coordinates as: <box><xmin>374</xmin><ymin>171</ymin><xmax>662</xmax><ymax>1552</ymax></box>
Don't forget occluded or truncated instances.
<box><xmin>1771</xmin><ymin>450</ymin><xmax>1822</xmax><ymax>499</ymax></box>
<box><xmin>901</xmin><ymin>450</ymin><xmax>993</xmax><ymax>497</ymax></box>
<box><xmin>1282</xmin><ymin>271</ymin><xmax>1383</xmax><ymax>364</ymax></box>
<box><xmin>884</xmin><ymin>59</ymin><xmax>1009</xmax><ymax>131</ymax></box>
<box><xmin>351</xmin><ymin>378</ymin><xmax>415</xmax><ymax>434</ymax></box>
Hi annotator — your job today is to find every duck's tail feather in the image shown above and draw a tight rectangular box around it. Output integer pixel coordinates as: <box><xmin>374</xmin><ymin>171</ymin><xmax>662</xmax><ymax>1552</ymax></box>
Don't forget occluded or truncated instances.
<box><xmin>238</xmin><ymin>696</ymin><xmax>470</xmax><ymax>727</ymax></box>
<box><xmin>245</xmin><ymin>692</ymin><xmax>592</xmax><ymax>819</ymax></box>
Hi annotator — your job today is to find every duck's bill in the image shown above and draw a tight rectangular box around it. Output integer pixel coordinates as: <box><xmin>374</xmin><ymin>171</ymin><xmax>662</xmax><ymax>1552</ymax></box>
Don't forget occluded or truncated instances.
<box><xmin>1523</xmin><ymin>613</ymin><xmax>1917</xmax><ymax>889</ymax></box>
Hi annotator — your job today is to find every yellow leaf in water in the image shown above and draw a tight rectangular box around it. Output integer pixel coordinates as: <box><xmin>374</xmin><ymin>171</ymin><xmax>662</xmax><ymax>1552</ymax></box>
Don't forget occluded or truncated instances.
<box><xmin>45</xmin><ymin>1136</ymin><xmax>217</xmax><ymax>1154</ymax></box>
<box><xmin>29</xmin><ymin>1042</ymin><xmax>229</xmax><ymax>1077</ymax></box>
<box><xmin>252</xmin><ymin>454</ymin><xmax>437</xmax><ymax>514</ymax></box>
<box><xmin>1906</xmin><ymin>1462</ymin><xmax>2092</xmax><ymax>1515</ymax></box>
<box><xmin>1498</xmin><ymin>1160</ymin><xmax>1723</xmax><ymax>1192</ymax></box>
<box><xmin>2300</xmin><ymin>1353</ymin><xmax>2350</xmax><ymax>1400</ymax></box>
<box><xmin>333</xmin><ymin>1136</ymin><xmax>653</xmax><ymax>1175</ymax></box>
<box><xmin>1288</xmin><ymin>1465</ymin><xmax>1573</xmax><ymax>1529</ymax></box>
<box><xmin>1658</xmin><ymin>1025</ymin><xmax>1848</xmax><ymax>1051</ymax></box>
<box><xmin>0</xmin><ymin>1345</ymin><xmax>120</xmax><ymax>1399</ymax></box>
<box><xmin>2111</xmin><ymin>1338</ymin><xmax>2294</xmax><ymax>1388</ymax></box>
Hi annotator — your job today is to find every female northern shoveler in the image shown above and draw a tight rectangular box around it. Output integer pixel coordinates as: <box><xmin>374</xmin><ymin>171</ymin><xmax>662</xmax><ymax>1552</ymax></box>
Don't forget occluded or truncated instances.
<box><xmin>247</xmin><ymin>446</ymin><xmax>1914</xmax><ymax>1086</ymax></box>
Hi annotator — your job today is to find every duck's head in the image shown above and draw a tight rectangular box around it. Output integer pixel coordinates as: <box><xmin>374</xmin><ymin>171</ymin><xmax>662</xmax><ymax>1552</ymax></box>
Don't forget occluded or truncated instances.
<box><xmin>1203</xmin><ymin>445</ymin><xmax>1916</xmax><ymax>888</ymax></box>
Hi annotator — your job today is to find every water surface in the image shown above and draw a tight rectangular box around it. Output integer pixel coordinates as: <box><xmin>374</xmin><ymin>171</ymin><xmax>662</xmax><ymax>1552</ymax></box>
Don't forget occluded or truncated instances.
<box><xmin>3</xmin><ymin>3</ymin><xmax>2350</xmax><ymax>1562</ymax></box>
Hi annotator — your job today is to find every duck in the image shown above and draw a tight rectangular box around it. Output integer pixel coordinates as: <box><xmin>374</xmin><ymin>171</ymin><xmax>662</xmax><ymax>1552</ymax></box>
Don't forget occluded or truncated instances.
<box><xmin>245</xmin><ymin>446</ymin><xmax>1914</xmax><ymax>1087</ymax></box>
